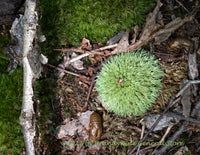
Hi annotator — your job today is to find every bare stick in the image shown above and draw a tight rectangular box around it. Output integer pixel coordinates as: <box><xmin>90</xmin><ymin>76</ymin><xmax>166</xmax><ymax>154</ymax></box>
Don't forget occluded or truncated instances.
<box><xmin>127</xmin><ymin>126</ymin><xmax>161</xmax><ymax>139</ymax></box>
<box><xmin>19</xmin><ymin>0</ymin><xmax>38</xmax><ymax>154</ymax></box>
<box><xmin>128</xmin><ymin>96</ymin><xmax>177</xmax><ymax>155</ymax></box>
<box><xmin>154</xmin><ymin>122</ymin><xmax>188</xmax><ymax>155</ymax></box>
<box><xmin>136</xmin><ymin>121</ymin><xmax>146</xmax><ymax>155</ymax></box>
<box><xmin>154</xmin><ymin>98</ymin><xmax>200</xmax><ymax>154</ymax></box>
<box><xmin>176</xmin><ymin>80</ymin><xmax>200</xmax><ymax>97</ymax></box>
<box><xmin>84</xmin><ymin>75</ymin><xmax>96</xmax><ymax>110</ymax></box>
<box><xmin>151</xmin><ymin>123</ymin><xmax>174</xmax><ymax>155</ymax></box>
<box><xmin>46</xmin><ymin>64</ymin><xmax>89</xmax><ymax>80</ymax></box>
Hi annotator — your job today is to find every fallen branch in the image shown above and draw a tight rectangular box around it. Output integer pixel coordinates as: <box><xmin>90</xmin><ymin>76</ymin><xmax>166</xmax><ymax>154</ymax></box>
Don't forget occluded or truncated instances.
<box><xmin>19</xmin><ymin>0</ymin><xmax>39</xmax><ymax>154</ymax></box>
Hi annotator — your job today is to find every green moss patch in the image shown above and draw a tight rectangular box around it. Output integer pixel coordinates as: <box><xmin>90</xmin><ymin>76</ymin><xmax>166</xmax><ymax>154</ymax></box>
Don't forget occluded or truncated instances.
<box><xmin>0</xmin><ymin>31</ymin><xmax>24</xmax><ymax>154</ymax></box>
<box><xmin>40</xmin><ymin>0</ymin><xmax>156</xmax><ymax>46</ymax></box>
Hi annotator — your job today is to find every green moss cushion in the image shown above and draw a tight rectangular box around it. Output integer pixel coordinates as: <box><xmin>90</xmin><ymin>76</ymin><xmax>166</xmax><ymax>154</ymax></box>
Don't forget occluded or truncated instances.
<box><xmin>40</xmin><ymin>0</ymin><xmax>156</xmax><ymax>46</ymax></box>
<box><xmin>95</xmin><ymin>48</ymin><xmax>163</xmax><ymax>116</ymax></box>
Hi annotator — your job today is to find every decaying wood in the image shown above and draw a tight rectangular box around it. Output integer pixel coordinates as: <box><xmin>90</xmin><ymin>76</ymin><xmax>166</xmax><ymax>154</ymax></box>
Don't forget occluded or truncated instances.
<box><xmin>19</xmin><ymin>0</ymin><xmax>40</xmax><ymax>154</ymax></box>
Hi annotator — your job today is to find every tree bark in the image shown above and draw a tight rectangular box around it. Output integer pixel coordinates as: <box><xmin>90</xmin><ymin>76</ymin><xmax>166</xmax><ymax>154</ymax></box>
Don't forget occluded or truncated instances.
<box><xmin>19</xmin><ymin>0</ymin><xmax>38</xmax><ymax>154</ymax></box>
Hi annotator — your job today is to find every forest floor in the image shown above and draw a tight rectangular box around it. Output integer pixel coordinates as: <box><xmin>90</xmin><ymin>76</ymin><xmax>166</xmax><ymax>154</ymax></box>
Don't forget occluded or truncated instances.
<box><xmin>1</xmin><ymin>0</ymin><xmax>200</xmax><ymax>154</ymax></box>
<box><xmin>37</xmin><ymin>1</ymin><xmax>200</xmax><ymax>154</ymax></box>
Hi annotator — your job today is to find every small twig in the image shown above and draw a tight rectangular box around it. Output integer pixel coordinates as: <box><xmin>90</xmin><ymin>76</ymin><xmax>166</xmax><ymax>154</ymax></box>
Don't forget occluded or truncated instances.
<box><xmin>175</xmin><ymin>0</ymin><xmax>190</xmax><ymax>13</ymax></box>
<box><xmin>154</xmin><ymin>122</ymin><xmax>188</xmax><ymax>155</ymax></box>
<box><xmin>175</xmin><ymin>0</ymin><xmax>200</xmax><ymax>28</ymax></box>
<box><xmin>136</xmin><ymin>121</ymin><xmax>146</xmax><ymax>155</ymax></box>
<box><xmin>136</xmin><ymin>145</ymin><xmax>156</xmax><ymax>155</ymax></box>
<box><xmin>128</xmin><ymin>96</ymin><xmax>177</xmax><ymax>155</ymax></box>
<box><xmin>160</xmin><ymin>124</ymin><xmax>174</xmax><ymax>143</ymax></box>
<box><xmin>83</xmin><ymin>56</ymin><xmax>111</xmax><ymax>110</ymax></box>
<box><xmin>151</xmin><ymin>123</ymin><xmax>174</xmax><ymax>155</ymax></box>
<box><xmin>83</xmin><ymin>75</ymin><xmax>96</xmax><ymax>110</ymax></box>
<box><xmin>58</xmin><ymin>44</ymin><xmax>118</xmax><ymax>66</ymax></box>
<box><xmin>154</xmin><ymin>98</ymin><xmax>200</xmax><ymax>154</ymax></box>
<box><xmin>176</xmin><ymin>80</ymin><xmax>200</xmax><ymax>97</ymax></box>
<box><xmin>46</xmin><ymin>63</ymin><xmax>89</xmax><ymax>80</ymax></box>
<box><xmin>127</xmin><ymin>126</ymin><xmax>160</xmax><ymax>139</ymax></box>
<box><xmin>99</xmin><ymin>43</ymin><xmax>118</xmax><ymax>51</ymax></box>
<box><xmin>53</xmin><ymin>48</ymin><xmax>85</xmax><ymax>54</ymax></box>
<box><xmin>152</xmin><ymin>51</ymin><xmax>173</xmax><ymax>56</ymax></box>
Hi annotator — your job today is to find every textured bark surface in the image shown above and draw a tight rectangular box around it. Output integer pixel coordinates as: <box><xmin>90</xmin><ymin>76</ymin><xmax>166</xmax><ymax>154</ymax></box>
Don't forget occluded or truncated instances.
<box><xmin>19</xmin><ymin>0</ymin><xmax>40</xmax><ymax>154</ymax></box>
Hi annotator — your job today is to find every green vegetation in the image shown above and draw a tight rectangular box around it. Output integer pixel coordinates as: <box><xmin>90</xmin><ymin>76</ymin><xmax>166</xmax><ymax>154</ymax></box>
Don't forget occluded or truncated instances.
<box><xmin>95</xmin><ymin>48</ymin><xmax>163</xmax><ymax>116</ymax></box>
<box><xmin>35</xmin><ymin>76</ymin><xmax>56</xmax><ymax>144</ymax></box>
<box><xmin>0</xmin><ymin>32</ymin><xmax>24</xmax><ymax>154</ymax></box>
<box><xmin>39</xmin><ymin>0</ymin><xmax>157</xmax><ymax>46</ymax></box>
<box><xmin>35</xmin><ymin>77</ymin><xmax>55</xmax><ymax>124</ymax></box>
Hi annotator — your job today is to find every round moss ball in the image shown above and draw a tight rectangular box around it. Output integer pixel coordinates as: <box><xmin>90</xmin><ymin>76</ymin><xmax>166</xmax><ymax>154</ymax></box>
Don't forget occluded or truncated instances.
<box><xmin>95</xmin><ymin>48</ymin><xmax>163</xmax><ymax>116</ymax></box>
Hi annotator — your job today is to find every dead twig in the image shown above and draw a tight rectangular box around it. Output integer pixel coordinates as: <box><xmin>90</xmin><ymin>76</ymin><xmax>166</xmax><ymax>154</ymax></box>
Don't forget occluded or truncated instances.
<box><xmin>46</xmin><ymin>64</ymin><xmax>89</xmax><ymax>80</ymax></box>
<box><xmin>54</xmin><ymin>48</ymin><xmax>85</xmax><ymax>54</ymax></box>
<box><xmin>176</xmin><ymin>80</ymin><xmax>200</xmax><ymax>98</ymax></box>
<box><xmin>127</xmin><ymin>126</ymin><xmax>160</xmax><ymax>139</ymax></box>
<box><xmin>83</xmin><ymin>75</ymin><xmax>96</xmax><ymax>110</ymax></box>
<box><xmin>136</xmin><ymin>121</ymin><xmax>146</xmax><ymax>155</ymax></box>
<box><xmin>56</xmin><ymin>44</ymin><xmax>118</xmax><ymax>66</ymax></box>
<box><xmin>128</xmin><ymin>96</ymin><xmax>178</xmax><ymax>155</ymax></box>
<box><xmin>154</xmin><ymin>122</ymin><xmax>188</xmax><ymax>155</ymax></box>
<box><xmin>154</xmin><ymin>98</ymin><xmax>200</xmax><ymax>154</ymax></box>
<box><xmin>151</xmin><ymin>123</ymin><xmax>174</xmax><ymax>155</ymax></box>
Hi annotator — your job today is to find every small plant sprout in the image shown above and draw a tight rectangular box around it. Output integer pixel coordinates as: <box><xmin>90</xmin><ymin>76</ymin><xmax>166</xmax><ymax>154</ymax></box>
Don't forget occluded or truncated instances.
<box><xmin>95</xmin><ymin>48</ymin><xmax>163</xmax><ymax>116</ymax></box>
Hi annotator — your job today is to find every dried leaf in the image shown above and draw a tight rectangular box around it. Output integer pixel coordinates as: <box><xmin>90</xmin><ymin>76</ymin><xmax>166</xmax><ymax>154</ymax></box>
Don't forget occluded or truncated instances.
<box><xmin>107</xmin><ymin>30</ymin><xmax>126</xmax><ymax>45</ymax></box>
<box><xmin>81</xmin><ymin>38</ymin><xmax>92</xmax><ymax>51</ymax></box>
<box><xmin>188</xmin><ymin>52</ymin><xmax>199</xmax><ymax>80</ymax></box>
<box><xmin>111</xmin><ymin>30</ymin><xmax>129</xmax><ymax>54</ymax></box>
<box><xmin>144</xmin><ymin>112</ymin><xmax>179</xmax><ymax>131</ymax></box>
<box><xmin>55</xmin><ymin>111</ymin><xmax>94</xmax><ymax>140</ymax></box>
<box><xmin>180</xmin><ymin>80</ymin><xmax>191</xmax><ymax>117</ymax></box>
<box><xmin>71</xmin><ymin>52</ymin><xmax>84</xmax><ymax>70</ymax></box>
<box><xmin>174</xmin><ymin>146</ymin><xmax>190</xmax><ymax>155</ymax></box>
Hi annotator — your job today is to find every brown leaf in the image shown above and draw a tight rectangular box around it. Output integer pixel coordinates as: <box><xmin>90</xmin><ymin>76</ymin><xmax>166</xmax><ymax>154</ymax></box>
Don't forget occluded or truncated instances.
<box><xmin>111</xmin><ymin>30</ymin><xmax>129</xmax><ymax>54</ymax></box>
<box><xmin>81</xmin><ymin>38</ymin><xmax>92</xmax><ymax>51</ymax></box>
